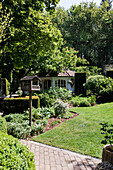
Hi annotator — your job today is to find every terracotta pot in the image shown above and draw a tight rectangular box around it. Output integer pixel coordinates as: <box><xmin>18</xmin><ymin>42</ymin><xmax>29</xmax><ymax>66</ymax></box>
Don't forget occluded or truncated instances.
<box><xmin>102</xmin><ymin>145</ymin><xmax>113</xmax><ymax>165</ymax></box>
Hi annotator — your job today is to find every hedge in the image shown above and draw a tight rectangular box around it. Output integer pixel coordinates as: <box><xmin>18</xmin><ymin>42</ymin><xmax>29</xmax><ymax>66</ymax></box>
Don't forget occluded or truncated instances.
<box><xmin>3</xmin><ymin>96</ymin><xmax>40</xmax><ymax>115</ymax></box>
<box><xmin>0</xmin><ymin>132</ymin><xmax>36</xmax><ymax>170</ymax></box>
<box><xmin>0</xmin><ymin>116</ymin><xmax>7</xmax><ymax>133</ymax></box>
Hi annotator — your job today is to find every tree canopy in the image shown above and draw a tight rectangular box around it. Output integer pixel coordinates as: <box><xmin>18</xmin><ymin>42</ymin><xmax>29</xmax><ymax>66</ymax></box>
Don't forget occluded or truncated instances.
<box><xmin>53</xmin><ymin>2</ymin><xmax>113</xmax><ymax>67</ymax></box>
<box><xmin>0</xmin><ymin>0</ymin><xmax>62</xmax><ymax>81</ymax></box>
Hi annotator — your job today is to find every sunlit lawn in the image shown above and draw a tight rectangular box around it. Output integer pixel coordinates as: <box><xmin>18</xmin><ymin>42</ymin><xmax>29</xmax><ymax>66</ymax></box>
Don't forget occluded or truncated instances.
<box><xmin>32</xmin><ymin>102</ymin><xmax>113</xmax><ymax>158</ymax></box>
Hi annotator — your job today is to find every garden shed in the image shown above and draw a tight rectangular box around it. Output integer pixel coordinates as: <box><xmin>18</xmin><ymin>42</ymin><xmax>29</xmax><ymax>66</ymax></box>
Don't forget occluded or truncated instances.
<box><xmin>40</xmin><ymin>70</ymin><xmax>75</xmax><ymax>93</ymax></box>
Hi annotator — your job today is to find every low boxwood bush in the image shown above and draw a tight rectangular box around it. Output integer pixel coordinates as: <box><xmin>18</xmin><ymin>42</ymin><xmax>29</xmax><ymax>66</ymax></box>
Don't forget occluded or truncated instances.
<box><xmin>0</xmin><ymin>132</ymin><xmax>36</xmax><ymax>170</ymax></box>
<box><xmin>0</xmin><ymin>116</ymin><xmax>7</xmax><ymax>133</ymax></box>
<box><xmin>3</xmin><ymin>96</ymin><xmax>40</xmax><ymax>115</ymax></box>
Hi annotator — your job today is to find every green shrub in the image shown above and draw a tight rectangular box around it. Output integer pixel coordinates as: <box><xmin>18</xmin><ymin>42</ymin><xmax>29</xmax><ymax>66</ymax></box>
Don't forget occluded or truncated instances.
<box><xmin>36</xmin><ymin>118</ymin><xmax>48</xmax><ymax>127</ymax></box>
<box><xmin>71</xmin><ymin>95</ymin><xmax>95</xmax><ymax>107</ymax></box>
<box><xmin>4</xmin><ymin>113</ymin><xmax>45</xmax><ymax>139</ymax></box>
<box><xmin>87</xmin><ymin>95</ymin><xmax>96</xmax><ymax>105</ymax></box>
<box><xmin>84</xmin><ymin>75</ymin><xmax>113</xmax><ymax>102</ymax></box>
<box><xmin>0</xmin><ymin>116</ymin><xmax>7</xmax><ymax>133</ymax></box>
<box><xmin>4</xmin><ymin>113</ymin><xmax>28</xmax><ymax>123</ymax></box>
<box><xmin>79</xmin><ymin>99</ymin><xmax>91</xmax><ymax>107</ymax></box>
<box><xmin>31</xmin><ymin>124</ymin><xmax>44</xmax><ymax>136</ymax></box>
<box><xmin>0</xmin><ymin>132</ymin><xmax>36</xmax><ymax>170</ymax></box>
<box><xmin>54</xmin><ymin>99</ymin><xmax>69</xmax><ymax>118</ymax></box>
<box><xmin>35</xmin><ymin>87</ymin><xmax>72</xmax><ymax>107</ymax></box>
<box><xmin>84</xmin><ymin>75</ymin><xmax>104</xmax><ymax>95</ymax></box>
<box><xmin>31</xmin><ymin>107</ymin><xmax>54</xmax><ymax>120</ymax></box>
<box><xmin>3</xmin><ymin>96</ymin><xmax>40</xmax><ymax>115</ymax></box>
<box><xmin>39</xmin><ymin>92</ymin><xmax>55</xmax><ymax>107</ymax></box>
<box><xmin>71</xmin><ymin>96</ymin><xmax>80</xmax><ymax>106</ymax></box>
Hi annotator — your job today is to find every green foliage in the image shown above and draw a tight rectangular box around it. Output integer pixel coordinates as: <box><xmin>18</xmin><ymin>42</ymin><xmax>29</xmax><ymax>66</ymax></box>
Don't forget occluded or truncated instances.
<box><xmin>52</xmin><ymin>2</ymin><xmax>113</xmax><ymax>67</ymax></box>
<box><xmin>51</xmin><ymin>120</ymin><xmax>61</xmax><ymax>127</ymax></box>
<box><xmin>3</xmin><ymin>96</ymin><xmax>40</xmax><ymax>115</ymax></box>
<box><xmin>54</xmin><ymin>99</ymin><xmax>69</xmax><ymax>118</ymax></box>
<box><xmin>100</xmin><ymin>122</ymin><xmax>113</xmax><ymax>150</ymax></box>
<box><xmin>36</xmin><ymin>119</ymin><xmax>48</xmax><ymax>127</ymax></box>
<box><xmin>71</xmin><ymin>95</ymin><xmax>96</xmax><ymax>107</ymax></box>
<box><xmin>38</xmin><ymin>87</ymin><xmax>72</xmax><ymax>107</ymax></box>
<box><xmin>88</xmin><ymin>95</ymin><xmax>96</xmax><ymax>105</ymax></box>
<box><xmin>74</xmin><ymin>66</ymin><xmax>102</xmax><ymax>76</ymax></box>
<box><xmin>0</xmin><ymin>78</ymin><xmax>10</xmax><ymax>96</ymax></box>
<box><xmin>31</xmin><ymin>107</ymin><xmax>54</xmax><ymax>120</ymax></box>
<box><xmin>0</xmin><ymin>116</ymin><xmax>7</xmax><ymax>133</ymax></box>
<box><xmin>40</xmin><ymin>47</ymin><xmax>88</xmax><ymax>74</ymax></box>
<box><xmin>79</xmin><ymin>99</ymin><xmax>91</xmax><ymax>107</ymax></box>
<box><xmin>39</xmin><ymin>92</ymin><xmax>55</xmax><ymax>107</ymax></box>
<box><xmin>84</xmin><ymin>75</ymin><xmax>104</xmax><ymax>95</ymax></box>
<box><xmin>0</xmin><ymin>3</ymin><xmax>13</xmax><ymax>53</ymax></box>
<box><xmin>84</xmin><ymin>75</ymin><xmax>113</xmax><ymax>101</ymax></box>
<box><xmin>0</xmin><ymin>132</ymin><xmax>35</xmax><ymax>169</ymax></box>
<box><xmin>15</xmin><ymin>87</ymin><xmax>23</xmax><ymax>96</ymax></box>
<box><xmin>0</xmin><ymin>0</ymin><xmax>62</xmax><ymax>83</ymax></box>
<box><xmin>47</xmin><ymin>87</ymin><xmax>72</xmax><ymax>100</ymax></box>
<box><xmin>4</xmin><ymin>113</ymin><xmax>28</xmax><ymax>123</ymax></box>
<box><xmin>4</xmin><ymin>113</ymin><xmax>45</xmax><ymax>139</ymax></box>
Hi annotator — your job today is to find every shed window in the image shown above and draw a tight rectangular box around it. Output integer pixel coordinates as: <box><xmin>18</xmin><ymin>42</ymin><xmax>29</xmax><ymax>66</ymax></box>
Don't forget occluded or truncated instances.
<box><xmin>55</xmin><ymin>80</ymin><xmax>66</xmax><ymax>88</ymax></box>
<box><xmin>44</xmin><ymin>80</ymin><xmax>51</xmax><ymax>90</ymax></box>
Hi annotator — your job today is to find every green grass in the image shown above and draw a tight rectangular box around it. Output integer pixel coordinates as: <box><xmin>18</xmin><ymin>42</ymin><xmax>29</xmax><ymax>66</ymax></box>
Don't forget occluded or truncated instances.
<box><xmin>31</xmin><ymin>102</ymin><xmax>113</xmax><ymax>158</ymax></box>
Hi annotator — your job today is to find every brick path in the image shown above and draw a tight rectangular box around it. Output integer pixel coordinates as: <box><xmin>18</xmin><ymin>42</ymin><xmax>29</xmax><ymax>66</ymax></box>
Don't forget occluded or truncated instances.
<box><xmin>20</xmin><ymin>140</ymin><xmax>101</xmax><ymax>170</ymax></box>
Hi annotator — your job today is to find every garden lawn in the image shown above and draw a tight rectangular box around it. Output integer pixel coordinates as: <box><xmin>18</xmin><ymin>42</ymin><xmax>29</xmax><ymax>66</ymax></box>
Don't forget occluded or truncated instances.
<box><xmin>32</xmin><ymin>102</ymin><xmax>113</xmax><ymax>158</ymax></box>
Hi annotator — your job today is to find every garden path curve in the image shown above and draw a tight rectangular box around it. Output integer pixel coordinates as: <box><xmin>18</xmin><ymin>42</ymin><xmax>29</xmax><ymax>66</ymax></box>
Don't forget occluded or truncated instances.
<box><xmin>20</xmin><ymin>140</ymin><xmax>101</xmax><ymax>170</ymax></box>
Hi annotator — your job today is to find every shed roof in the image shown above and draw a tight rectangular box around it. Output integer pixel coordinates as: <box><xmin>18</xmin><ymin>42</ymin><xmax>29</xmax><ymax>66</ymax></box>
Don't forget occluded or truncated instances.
<box><xmin>58</xmin><ymin>70</ymin><xmax>75</xmax><ymax>77</ymax></box>
<box><xmin>20</xmin><ymin>75</ymin><xmax>41</xmax><ymax>81</ymax></box>
<box><xmin>43</xmin><ymin>69</ymin><xmax>75</xmax><ymax>77</ymax></box>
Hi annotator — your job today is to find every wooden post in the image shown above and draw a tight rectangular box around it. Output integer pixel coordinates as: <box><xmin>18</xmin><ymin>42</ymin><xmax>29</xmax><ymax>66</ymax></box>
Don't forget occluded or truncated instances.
<box><xmin>29</xmin><ymin>91</ymin><xmax>32</xmax><ymax>126</ymax></box>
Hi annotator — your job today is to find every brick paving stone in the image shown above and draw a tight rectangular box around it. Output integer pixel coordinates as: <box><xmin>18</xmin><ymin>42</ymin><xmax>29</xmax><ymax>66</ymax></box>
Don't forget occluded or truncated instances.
<box><xmin>20</xmin><ymin>140</ymin><xmax>101</xmax><ymax>170</ymax></box>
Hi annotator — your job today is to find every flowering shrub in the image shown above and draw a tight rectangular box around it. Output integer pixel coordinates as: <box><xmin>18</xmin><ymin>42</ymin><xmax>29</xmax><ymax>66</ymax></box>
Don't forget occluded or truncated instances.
<box><xmin>54</xmin><ymin>99</ymin><xmax>69</xmax><ymax>118</ymax></box>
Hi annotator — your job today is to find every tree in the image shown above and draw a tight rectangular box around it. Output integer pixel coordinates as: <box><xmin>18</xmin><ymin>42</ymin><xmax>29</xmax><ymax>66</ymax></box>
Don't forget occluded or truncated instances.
<box><xmin>101</xmin><ymin>0</ymin><xmax>113</xmax><ymax>10</ymax></box>
<box><xmin>31</xmin><ymin>47</ymin><xmax>88</xmax><ymax>76</ymax></box>
<box><xmin>0</xmin><ymin>3</ymin><xmax>13</xmax><ymax>54</ymax></box>
<box><xmin>52</xmin><ymin>2</ymin><xmax>113</xmax><ymax>67</ymax></box>
<box><xmin>0</xmin><ymin>1</ymin><xmax>62</xmax><ymax>80</ymax></box>
<box><xmin>97</xmin><ymin>8</ymin><xmax>113</xmax><ymax>65</ymax></box>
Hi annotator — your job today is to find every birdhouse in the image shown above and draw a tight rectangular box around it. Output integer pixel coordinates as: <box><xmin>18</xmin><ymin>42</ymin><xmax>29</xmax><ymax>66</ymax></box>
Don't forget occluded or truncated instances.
<box><xmin>20</xmin><ymin>75</ymin><xmax>40</xmax><ymax>91</ymax></box>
